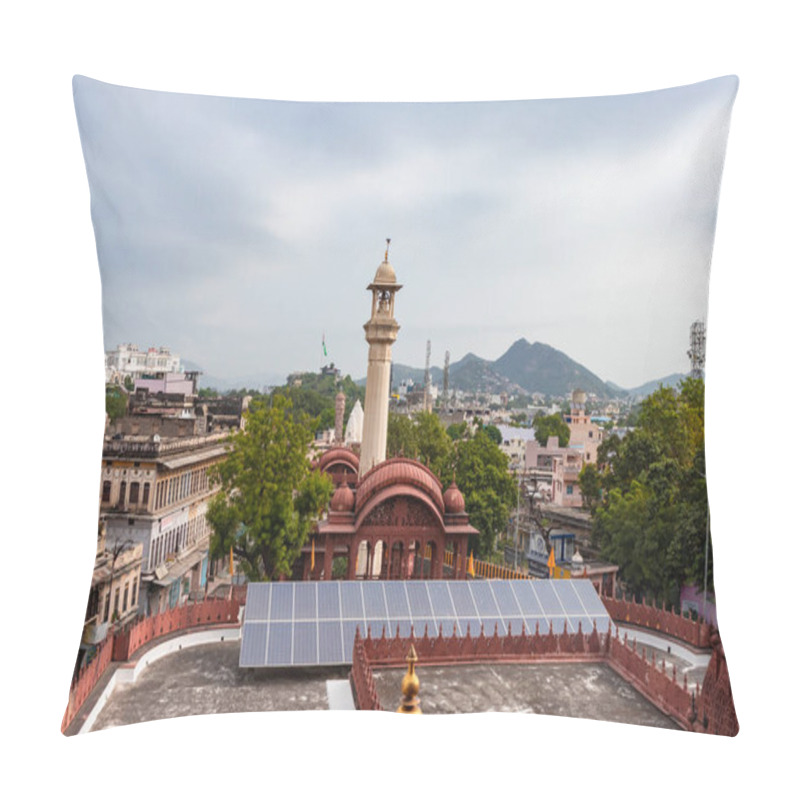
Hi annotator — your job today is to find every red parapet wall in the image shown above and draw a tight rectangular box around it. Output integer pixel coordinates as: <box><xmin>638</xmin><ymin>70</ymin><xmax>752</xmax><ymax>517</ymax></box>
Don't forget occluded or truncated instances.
<box><xmin>62</xmin><ymin>597</ymin><xmax>242</xmax><ymax>734</ymax></box>
<box><xmin>349</xmin><ymin>623</ymin><xmax>737</xmax><ymax>735</ymax></box>
<box><xmin>602</xmin><ymin>595</ymin><xmax>712</xmax><ymax>649</ymax></box>
<box><xmin>111</xmin><ymin>597</ymin><xmax>241</xmax><ymax>662</ymax></box>
<box><xmin>61</xmin><ymin>635</ymin><xmax>113</xmax><ymax>734</ymax></box>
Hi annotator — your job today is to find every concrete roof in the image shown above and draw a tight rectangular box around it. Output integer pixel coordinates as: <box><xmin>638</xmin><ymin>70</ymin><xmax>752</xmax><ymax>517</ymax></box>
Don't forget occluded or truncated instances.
<box><xmin>85</xmin><ymin>633</ymin><xmax>699</xmax><ymax>732</ymax></box>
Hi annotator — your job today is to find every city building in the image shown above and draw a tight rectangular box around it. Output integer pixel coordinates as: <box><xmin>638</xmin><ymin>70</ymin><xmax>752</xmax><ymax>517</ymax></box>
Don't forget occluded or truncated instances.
<box><xmin>99</xmin><ymin>424</ymin><xmax>230</xmax><ymax>614</ymax></box>
<box><xmin>105</xmin><ymin>344</ymin><xmax>181</xmax><ymax>384</ymax></box>
<box><xmin>80</xmin><ymin>521</ymin><xmax>143</xmax><ymax>668</ymax></box>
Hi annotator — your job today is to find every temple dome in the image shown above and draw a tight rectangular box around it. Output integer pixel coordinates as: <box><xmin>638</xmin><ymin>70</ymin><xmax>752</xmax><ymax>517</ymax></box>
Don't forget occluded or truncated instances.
<box><xmin>443</xmin><ymin>482</ymin><xmax>466</xmax><ymax>514</ymax></box>
<box><xmin>372</xmin><ymin>258</ymin><xmax>396</xmax><ymax>286</ymax></box>
<box><xmin>317</xmin><ymin>446</ymin><xmax>360</xmax><ymax>475</ymax></box>
<box><xmin>330</xmin><ymin>483</ymin><xmax>355</xmax><ymax>512</ymax></box>
<box><xmin>355</xmin><ymin>457</ymin><xmax>444</xmax><ymax>517</ymax></box>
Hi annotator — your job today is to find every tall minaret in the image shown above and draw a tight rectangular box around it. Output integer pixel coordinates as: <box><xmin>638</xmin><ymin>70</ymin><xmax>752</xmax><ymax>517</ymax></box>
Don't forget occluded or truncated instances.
<box><xmin>360</xmin><ymin>239</ymin><xmax>402</xmax><ymax>476</ymax></box>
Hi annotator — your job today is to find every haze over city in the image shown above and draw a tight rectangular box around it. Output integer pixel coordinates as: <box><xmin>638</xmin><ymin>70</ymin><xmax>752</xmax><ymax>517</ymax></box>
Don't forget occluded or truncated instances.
<box><xmin>74</xmin><ymin>76</ymin><xmax>736</xmax><ymax>389</ymax></box>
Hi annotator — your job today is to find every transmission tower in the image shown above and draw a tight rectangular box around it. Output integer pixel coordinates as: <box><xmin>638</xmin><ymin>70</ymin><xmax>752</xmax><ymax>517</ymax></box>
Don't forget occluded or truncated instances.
<box><xmin>423</xmin><ymin>340</ymin><xmax>432</xmax><ymax>412</ymax></box>
<box><xmin>687</xmin><ymin>320</ymin><xmax>706</xmax><ymax>379</ymax></box>
<box><xmin>442</xmin><ymin>350</ymin><xmax>450</xmax><ymax>413</ymax></box>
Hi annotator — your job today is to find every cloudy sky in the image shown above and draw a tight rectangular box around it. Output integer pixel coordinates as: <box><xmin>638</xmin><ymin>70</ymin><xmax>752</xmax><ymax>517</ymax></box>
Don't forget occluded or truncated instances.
<box><xmin>74</xmin><ymin>75</ymin><xmax>737</xmax><ymax>389</ymax></box>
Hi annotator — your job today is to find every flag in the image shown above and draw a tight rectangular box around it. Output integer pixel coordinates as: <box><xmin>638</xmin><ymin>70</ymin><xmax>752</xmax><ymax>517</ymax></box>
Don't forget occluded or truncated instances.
<box><xmin>468</xmin><ymin>551</ymin><xmax>475</xmax><ymax>578</ymax></box>
<box><xmin>229</xmin><ymin>545</ymin><xmax>234</xmax><ymax>577</ymax></box>
<box><xmin>322</xmin><ymin>335</ymin><xmax>327</xmax><ymax>357</ymax></box>
<box><xmin>310</xmin><ymin>538</ymin><xmax>315</xmax><ymax>572</ymax></box>
<box><xmin>547</xmin><ymin>546</ymin><xmax>555</xmax><ymax>578</ymax></box>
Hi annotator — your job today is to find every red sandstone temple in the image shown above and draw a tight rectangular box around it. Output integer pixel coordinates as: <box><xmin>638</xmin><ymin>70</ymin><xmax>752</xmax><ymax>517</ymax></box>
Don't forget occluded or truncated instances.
<box><xmin>302</xmin><ymin>448</ymin><xmax>478</xmax><ymax>580</ymax></box>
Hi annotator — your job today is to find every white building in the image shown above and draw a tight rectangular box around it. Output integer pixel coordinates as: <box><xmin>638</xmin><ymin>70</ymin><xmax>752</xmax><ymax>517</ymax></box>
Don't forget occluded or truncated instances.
<box><xmin>106</xmin><ymin>344</ymin><xmax>181</xmax><ymax>383</ymax></box>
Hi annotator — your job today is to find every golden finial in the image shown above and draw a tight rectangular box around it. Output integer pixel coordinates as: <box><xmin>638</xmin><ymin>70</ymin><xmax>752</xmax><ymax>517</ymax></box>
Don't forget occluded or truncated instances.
<box><xmin>385</xmin><ymin>237</ymin><xmax>391</xmax><ymax>261</ymax></box>
<box><xmin>396</xmin><ymin>644</ymin><xmax>422</xmax><ymax>714</ymax></box>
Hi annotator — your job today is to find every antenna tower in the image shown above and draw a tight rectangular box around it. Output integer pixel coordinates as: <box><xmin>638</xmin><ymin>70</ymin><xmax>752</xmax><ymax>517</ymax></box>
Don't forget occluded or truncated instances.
<box><xmin>423</xmin><ymin>340</ymin><xmax>432</xmax><ymax>412</ymax></box>
<box><xmin>687</xmin><ymin>320</ymin><xmax>706</xmax><ymax>379</ymax></box>
<box><xmin>443</xmin><ymin>350</ymin><xmax>450</xmax><ymax>413</ymax></box>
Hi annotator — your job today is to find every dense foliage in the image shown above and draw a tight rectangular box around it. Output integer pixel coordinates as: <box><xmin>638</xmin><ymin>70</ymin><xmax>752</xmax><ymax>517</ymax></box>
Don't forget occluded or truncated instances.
<box><xmin>206</xmin><ymin>395</ymin><xmax>333</xmax><ymax>581</ymax></box>
<box><xmin>270</xmin><ymin>372</ymin><xmax>365</xmax><ymax>435</ymax></box>
<box><xmin>591</xmin><ymin>378</ymin><xmax>710</xmax><ymax>605</ymax></box>
<box><xmin>105</xmin><ymin>385</ymin><xmax>128</xmax><ymax>421</ymax></box>
<box><xmin>533</xmin><ymin>413</ymin><xmax>570</xmax><ymax>447</ymax></box>
<box><xmin>387</xmin><ymin>413</ymin><xmax>516</xmax><ymax>557</ymax></box>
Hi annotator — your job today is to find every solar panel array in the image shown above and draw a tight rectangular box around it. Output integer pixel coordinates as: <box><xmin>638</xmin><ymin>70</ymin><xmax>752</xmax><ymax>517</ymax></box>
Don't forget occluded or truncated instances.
<box><xmin>240</xmin><ymin>579</ymin><xmax>612</xmax><ymax>668</ymax></box>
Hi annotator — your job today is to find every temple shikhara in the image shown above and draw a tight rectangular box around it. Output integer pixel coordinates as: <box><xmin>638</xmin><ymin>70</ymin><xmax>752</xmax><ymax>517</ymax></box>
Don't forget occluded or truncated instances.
<box><xmin>303</xmin><ymin>243</ymin><xmax>478</xmax><ymax>582</ymax></box>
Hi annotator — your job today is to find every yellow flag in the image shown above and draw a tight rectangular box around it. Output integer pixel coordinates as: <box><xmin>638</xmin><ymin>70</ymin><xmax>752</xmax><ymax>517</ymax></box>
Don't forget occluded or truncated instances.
<box><xmin>311</xmin><ymin>538</ymin><xmax>315</xmax><ymax>572</ymax></box>
<box><xmin>468</xmin><ymin>551</ymin><xmax>475</xmax><ymax>578</ymax></box>
<box><xmin>229</xmin><ymin>545</ymin><xmax>234</xmax><ymax>577</ymax></box>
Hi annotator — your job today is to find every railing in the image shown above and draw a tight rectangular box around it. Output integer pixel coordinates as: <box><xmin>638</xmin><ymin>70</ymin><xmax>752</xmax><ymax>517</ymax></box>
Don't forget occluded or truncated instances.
<box><xmin>442</xmin><ymin>548</ymin><xmax>531</xmax><ymax>580</ymax></box>
<box><xmin>602</xmin><ymin>595</ymin><xmax>712</xmax><ymax>649</ymax></box>
<box><xmin>62</xmin><ymin>596</ymin><xmax>242</xmax><ymax>734</ymax></box>
<box><xmin>349</xmin><ymin>622</ymin><xmax>737</xmax><ymax>734</ymax></box>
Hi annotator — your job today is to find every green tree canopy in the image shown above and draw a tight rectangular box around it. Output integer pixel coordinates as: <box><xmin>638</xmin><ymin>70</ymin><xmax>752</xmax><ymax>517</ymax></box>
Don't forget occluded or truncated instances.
<box><xmin>592</xmin><ymin>378</ymin><xmax>710</xmax><ymax>605</ymax></box>
<box><xmin>105</xmin><ymin>386</ymin><xmax>128</xmax><ymax>421</ymax></box>
<box><xmin>533</xmin><ymin>413</ymin><xmax>570</xmax><ymax>447</ymax></box>
<box><xmin>386</xmin><ymin>412</ymin><xmax>454</xmax><ymax>479</ymax></box>
<box><xmin>206</xmin><ymin>395</ymin><xmax>333</xmax><ymax>581</ymax></box>
<box><xmin>453</xmin><ymin>430</ymin><xmax>517</xmax><ymax>558</ymax></box>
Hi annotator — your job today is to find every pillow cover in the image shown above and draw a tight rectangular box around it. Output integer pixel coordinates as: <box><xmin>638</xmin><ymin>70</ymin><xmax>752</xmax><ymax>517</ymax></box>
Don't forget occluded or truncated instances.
<box><xmin>66</xmin><ymin>75</ymin><xmax>738</xmax><ymax>736</ymax></box>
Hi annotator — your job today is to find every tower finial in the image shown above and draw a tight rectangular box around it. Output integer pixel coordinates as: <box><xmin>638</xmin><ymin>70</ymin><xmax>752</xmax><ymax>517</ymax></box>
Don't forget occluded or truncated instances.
<box><xmin>385</xmin><ymin>237</ymin><xmax>391</xmax><ymax>261</ymax></box>
<box><xmin>396</xmin><ymin>644</ymin><xmax>422</xmax><ymax>714</ymax></box>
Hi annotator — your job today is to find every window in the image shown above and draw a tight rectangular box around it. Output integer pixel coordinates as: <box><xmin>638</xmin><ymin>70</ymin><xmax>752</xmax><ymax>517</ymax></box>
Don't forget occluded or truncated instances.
<box><xmin>118</xmin><ymin>481</ymin><xmax>127</xmax><ymax>507</ymax></box>
<box><xmin>123</xmin><ymin>583</ymin><xmax>129</xmax><ymax>612</ymax></box>
<box><xmin>131</xmin><ymin>578</ymin><xmax>138</xmax><ymax>608</ymax></box>
<box><xmin>566</xmin><ymin>485</ymin><xmax>574</xmax><ymax>495</ymax></box>
<box><xmin>102</xmin><ymin>591</ymin><xmax>110</xmax><ymax>623</ymax></box>
<box><xmin>142</xmin><ymin>482</ymin><xmax>150</xmax><ymax>506</ymax></box>
<box><xmin>129</xmin><ymin>482</ymin><xmax>140</xmax><ymax>504</ymax></box>
<box><xmin>113</xmin><ymin>587</ymin><xmax>120</xmax><ymax>618</ymax></box>
<box><xmin>102</xmin><ymin>481</ymin><xmax>111</xmax><ymax>502</ymax></box>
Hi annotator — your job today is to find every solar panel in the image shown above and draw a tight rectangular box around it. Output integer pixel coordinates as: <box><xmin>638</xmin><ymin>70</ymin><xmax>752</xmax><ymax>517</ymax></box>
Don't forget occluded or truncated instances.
<box><xmin>239</xmin><ymin>579</ymin><xmax>613</xmax><ymax>668</ymax></box>
<box><xmin>317</xmin><ymin>582</ymin><xmax>341</xmax><ymax>619</ymax></box>
<box><xmin>244</xmin><ymin>584</ymin><xmax>270</xmax><ymax>622</ymax></box>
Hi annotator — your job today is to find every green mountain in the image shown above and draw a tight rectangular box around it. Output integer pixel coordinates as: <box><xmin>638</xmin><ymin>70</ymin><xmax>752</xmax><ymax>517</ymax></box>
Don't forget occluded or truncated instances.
<box><xmin>493</xmin><ymin>339</ymin><xmax>620</xmax><ymax>398</ymax></box>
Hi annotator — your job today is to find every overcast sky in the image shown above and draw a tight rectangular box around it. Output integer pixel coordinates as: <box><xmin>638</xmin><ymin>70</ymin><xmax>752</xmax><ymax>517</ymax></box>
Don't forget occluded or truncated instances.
<box><xmin>74</xmin><ymin>75</ymin><xmax>737</xmax><ymax>389</ymax></box>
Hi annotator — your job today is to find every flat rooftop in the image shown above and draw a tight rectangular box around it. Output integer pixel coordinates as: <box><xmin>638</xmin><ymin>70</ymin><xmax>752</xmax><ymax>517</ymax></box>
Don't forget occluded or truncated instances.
<box><xmin>374</xmin><ymin>662</ymin><xmax>680</xmax><ymax>728</ymax></box>
<box><xmin>87</xmin><ymin>639</ymin><xmax>687</xmax><ymax>733</ymax></box>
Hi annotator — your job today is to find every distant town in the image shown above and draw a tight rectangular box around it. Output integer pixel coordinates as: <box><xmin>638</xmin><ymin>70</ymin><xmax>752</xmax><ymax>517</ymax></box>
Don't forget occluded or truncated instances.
<box><xmin>67</xmin><ymin>259</ymin><xmax>733</xmax><ymax>735</ymax></box>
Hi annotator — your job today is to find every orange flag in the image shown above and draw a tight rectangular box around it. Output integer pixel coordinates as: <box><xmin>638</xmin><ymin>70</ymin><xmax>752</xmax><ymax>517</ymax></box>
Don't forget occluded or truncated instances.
<box><xmin>310</xmin><ymin>538</ymin><xmax>315</xmax><ymax>572</ymax></box>
<box><xmin>547</xmin><ymin>546</ymin><xmax>555</xmax><ymax>578</ymax></box>
<box><xmin>468</xmin><ymin>551</ymin><xmax>475</xmax><ymax>578</ymax></box>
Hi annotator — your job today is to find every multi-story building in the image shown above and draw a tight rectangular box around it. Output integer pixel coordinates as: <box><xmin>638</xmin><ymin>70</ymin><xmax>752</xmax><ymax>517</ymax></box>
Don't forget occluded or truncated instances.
<box><xmin>563</xmin><ymin>389</ymin><xmax>605</xmax><ymax>464</ymax></box>
<box><xmin>99</xmin><ymin>429</ymin><xmax>230</xmax><ymax>615</ymax></box>
<box><xmin>80</xmin><ymin>521</ymin><xmax>143</xmax><ymax>670</ymax></box>
<box><xmin>105</xmin><ymin>344</ymin><xmax>181</xmax><ymax>384</ymax></box>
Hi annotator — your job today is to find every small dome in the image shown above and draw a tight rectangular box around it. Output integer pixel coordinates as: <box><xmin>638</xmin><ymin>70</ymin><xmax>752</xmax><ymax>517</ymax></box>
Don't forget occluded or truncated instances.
<box><xmin>330</xmin><ymin>483</ymin><xmax>355</xmax><ymax>512</ymax></box>
<box><xmin>443</xmin><ymin>482</ymin><xmax>466</xmax><ymax>514</ymax></box>
<box><xmin>373</xmin><ymin>258</ymin><xmax>396</xmax><ymax>285</ymax></box>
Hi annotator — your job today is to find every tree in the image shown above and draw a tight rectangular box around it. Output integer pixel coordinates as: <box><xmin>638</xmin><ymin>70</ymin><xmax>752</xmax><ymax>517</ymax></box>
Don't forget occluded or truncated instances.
<box><xmin>578</xmin><ymin>463</ymin><xmax>602</xmax><ymax>512</ymax></box>
<box><xmin>387</xmin><ymin>413</ymin><xmax>419</xmax><ymax>459</ymax></box>
<box><xmin>484</xmin><ymin>424</ymin><xmax>502</xmax><ymax>445</ymax></box>
<box><xmin>453</xmin><ymin>430</ymin><xmax>517</xmax><ymax>558</ymax></box>
<box><xmin>386</xmin><ymin>412</ymin><xmax>454</xmax><ymax>480</ymax></box>
<box><xmin>533</xmin><ymin>413</ymin><xmax>570</xmax><ymax>447</ymax></box>
<box><xmin>413</xmin><ymin>412</ymin><xmax>454</xmax><ymax>477</ymax></box>
<box><xmin>105</xmin><ymin>385</ymin><xmax>128</xmax><ymax>421</ymax></box>
<box><xmin>446</xmin><ymin>421</ymin><xmax>469</xmax><ymax>441</ymax></box>
<box><xmin>206</xmin><ymin>395</ymin><xmax>333</xmax><ymax>581</ymax></box>
<box><xmin>591</xmin><ymin>378</ymin><xmax>710</xmax><ymax>605</ymax></box>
